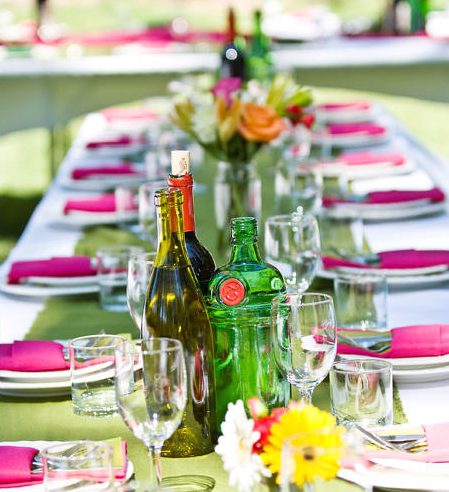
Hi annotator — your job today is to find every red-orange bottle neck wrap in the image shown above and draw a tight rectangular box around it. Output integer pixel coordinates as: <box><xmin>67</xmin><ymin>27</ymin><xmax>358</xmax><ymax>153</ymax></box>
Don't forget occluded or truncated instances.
<box><xmin>168</xmin><ymin>174</ymin><xmax>196</xmax><ymax>233</ymax></box>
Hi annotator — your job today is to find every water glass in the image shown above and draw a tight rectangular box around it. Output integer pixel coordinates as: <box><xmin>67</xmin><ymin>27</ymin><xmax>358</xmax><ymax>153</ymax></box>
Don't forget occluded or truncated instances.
<box><xmin>334</xmin><ymin>274</ymin><xmax>388</xmax><ymax>331</ymax></box>
<box><xmin>271</xmin><ymin>293</ymin><xmax>337</xmax><ymax>403</ymax></box>
<box><xmin>330</xmin><ymin>359</ymin><xmax>393</xmax><ymax>427</ymax></box>
<box><xmin>138</xmin><ymin>179</ymin><xmax>167</xmax><ymax>247</ymax></box>
<box><xmin>42</xmin><ymin>441</ymin><xmax>113</xmax><ymax>491</ymax></box>
<box><xmin>115</xmin><ymin>338</ymin><xmax>187</xmax><ymax>486</ymax></box>
<box><xmin>69</xmin><ymin>334</ymin><xmax>126</xmax><ymax>417</ymax></box>
<box><xmin>265</xmin><ymin>208</ymin><xmax>321</xmax><ymax>293</ymax></box>
<box><xmin>96</xmin><ymin>245</ymin><xmax>144</xmax><ymax>312</ymax></box>
<box><xmin>115</xmin><ymin>185</ymin><xmax>139</xmax><ymax>221</ymax></box>
<box><xmin>127</xmin><ymin>252</ymin><xmax>156</xmax><ymax>331</ymax></box>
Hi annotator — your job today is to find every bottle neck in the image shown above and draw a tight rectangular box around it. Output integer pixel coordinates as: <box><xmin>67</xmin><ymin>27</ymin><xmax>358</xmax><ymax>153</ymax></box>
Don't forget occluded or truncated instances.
<box><xmin>154</xmin><ymin>194</ymin><xmax>190</xmax><ymax>268</ymax></box>
<box><xmin>230</xmin><ymin>238</ymin><xmax>262</xmax><ymax>263</ymax></box>
<box><xmin>168</xmin><ymin>173</ymin><xmax>196</xmax><ymax>233</ymax></box>
<box><xmin>227</xmin><ymin>9</ymin><xmax>236</xmax><ymax>43</ymax></box>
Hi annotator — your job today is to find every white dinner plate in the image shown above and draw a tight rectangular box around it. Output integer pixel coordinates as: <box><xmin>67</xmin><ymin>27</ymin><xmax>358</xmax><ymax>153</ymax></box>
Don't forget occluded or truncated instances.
<box><xmin>392</xmin><ymin>364</ymin><xmax>449</xmax><ymax>384</ymax></box>
<box><xmin>341</xmin><ymin>352</ymin><xmax>449</xmax><ymax>371</ymax></box>
<box><xmin>313</xmin><ymin>131</ymin><xmax>390</xmax><ymax>148</ymax></box>
<box><xmin>323</xmin><ymin>200</ymin><xmax>446</xmax><ymax>222</ymax></box>
<box><xmin>0</xmin><ymin>280</ymin><xmax>99</xmax><ymax>298</ymax></box>
<box><xmin>0</xmin><ymin>441</ymin><xmax>133</xmax><ymax>491</ymax></box>
<box><xmin>319</xmin><ymin>159</ymin><xmax>415</xmax><ymax>179</ymax></box>
<box><xmin>23</xmin><ymin>275</ymin><xmax>98</xmax><ymax>287</ymax></box>
<box><xmin>54</xmin><ymin>209</ymin><xmax>138</xmax><ymax>228</ymax></box>
<box><xmin>81</xmin><ymin>143</ymin><xmax>146</xmax><ymax>159</ymax></box>
<box><xmin>315</xmin><ymin>108</ymin><xmax>377</xmax><ymax>124</ymax></box>
<box><xmin>59</xmin><ymin>173</ymin><xmax>147</xmax><ymax>192</ymax></box>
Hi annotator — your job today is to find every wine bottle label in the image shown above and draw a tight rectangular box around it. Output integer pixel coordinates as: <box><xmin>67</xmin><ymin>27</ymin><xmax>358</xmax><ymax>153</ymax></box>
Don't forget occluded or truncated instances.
<box><xmin>219</xmin><ymin>278</ymin><xmax>246</xmax><ymax>306</ymax></box>
<box><xmin>171</xmin><ymin>150</ymin><xmax>190</xmax><ymax>176</ymax></box>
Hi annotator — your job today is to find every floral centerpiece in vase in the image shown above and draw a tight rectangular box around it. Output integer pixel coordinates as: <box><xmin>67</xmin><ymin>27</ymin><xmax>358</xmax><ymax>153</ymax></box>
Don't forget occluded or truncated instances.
<box><xmin>170</xmin><ymin>74</ymin><xmax>313</xmax><ymax>252</ymax></box>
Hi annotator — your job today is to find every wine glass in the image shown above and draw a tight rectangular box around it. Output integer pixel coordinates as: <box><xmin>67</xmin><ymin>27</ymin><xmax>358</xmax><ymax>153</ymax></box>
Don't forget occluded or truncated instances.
<box><xmin>127</xmin><ymin>252</ymin><xmax>156</xmax><ymax>331</ymax></box>
<box><xmin>265</xmin><ymin>208</ymin><xmax>321</xmax><ymax>293</ymax></box>
<box><xmin>114</xmin><ymin>338</ymin><xmax>187</xmax><ymax>486</ymax></box>
<box><xmin>138</xmin><ymin>179</ymin><xmax>167</xmax><ymax>247</ymax></box>
<box><xmin>271</xmin><ymin>293</ymin><xmax>337</xmax><ymax>403</ymax></box>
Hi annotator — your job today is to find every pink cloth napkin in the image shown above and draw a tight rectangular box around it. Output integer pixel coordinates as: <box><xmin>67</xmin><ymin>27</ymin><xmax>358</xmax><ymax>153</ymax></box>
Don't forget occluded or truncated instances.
<box><xmin>0</xmin><ymin>341</ymin><xmax>69</xmax><ymax>372</ymax></box>
<box><xmin>318</xmin><ymin>101</ymin><xmax>372</xmax><ymax>112</ymax></box>
<box><xmin>85</xmin><ymin>135</ymin><xmax>136</xmax><ymax>149</ymax></box>
<box><xmin>323</xmin><ymin>187</ymin><xmax>445</xmax><ymax>207</ymax></box>
<box><xmin>7</xmin><ymin>256</ymin><xmax>96</xmax><ymax>284</ymax></box>
<box><xmin>367</xmin><ymin>422</ymin><xmax>449</xmax><ymax>463</ymax></box>
<box><xmin>71</xmin><ymin>164</ymin><xmax>141</xmax><ymax>180</ymax></box>
<box><xmin>102</xmin><ymin>107</ymin><xmax>158</xmax><ymax>122</ymax></box>
<box><xmin>335</xmin><ymin>151</ymin><xmax>405</xmax><ymax>167</ymax></box>
<box><xmin>322</xmin><ymin>249</ymin><xmax>449</xmax><ymax>270</ymax></box>
<box><xmin>327</xmin><ymin>122</ymin><xmax>386</xmax><ymax>136</ymax></box>
<box><xmin>0</xmin><ymin>446</ymin><xmax>41</xmax><ymax>487</ymax></box>
<box><xmin>64</xmin><ymin>194</ymin><xmax>117</xmax><ymax>214</ymax></box>
<box><xmin>338</xmin><ymin>324</ymin><xmax>449</xmax><ymax>358</ymax></box>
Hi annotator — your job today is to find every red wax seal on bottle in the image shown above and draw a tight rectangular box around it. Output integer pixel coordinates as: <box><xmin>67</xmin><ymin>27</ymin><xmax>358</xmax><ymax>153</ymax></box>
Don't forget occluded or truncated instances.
<box><xmin>219</xmin><ymin>278</ymin><xmax>246</xmax><ymax>306</ymax></box>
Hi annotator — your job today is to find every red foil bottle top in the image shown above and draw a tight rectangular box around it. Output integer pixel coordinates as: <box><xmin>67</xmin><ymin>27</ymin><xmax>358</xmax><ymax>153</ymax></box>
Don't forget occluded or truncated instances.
<box><xmin>219</xmin><ymin>278</ymin><xmax>246</xmax><ymax>306</ymax></box>
<box><xmin>168</xmin><ymin>173</ymin><xmax>195</xmax><ymax>233</ymax></box>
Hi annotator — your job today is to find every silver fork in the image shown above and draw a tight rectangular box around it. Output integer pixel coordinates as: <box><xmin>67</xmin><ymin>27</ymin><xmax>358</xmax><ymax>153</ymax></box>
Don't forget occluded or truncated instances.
<box><xmin>31</xmin><ymin>442</ymin><xmax>89</xmax><ymax>473</ymax></box>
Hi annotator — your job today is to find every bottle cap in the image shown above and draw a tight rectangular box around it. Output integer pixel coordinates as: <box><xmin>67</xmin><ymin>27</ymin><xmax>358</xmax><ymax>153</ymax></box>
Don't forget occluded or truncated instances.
<box><xmin>219</xmin><ymin>278</ymin><xmax>246</xmax><ymax>306</ymax></box>
<box><xmin>171</xmin><ymin>150</ymin><xmax>190</xmax><ymax>176</ymax></box>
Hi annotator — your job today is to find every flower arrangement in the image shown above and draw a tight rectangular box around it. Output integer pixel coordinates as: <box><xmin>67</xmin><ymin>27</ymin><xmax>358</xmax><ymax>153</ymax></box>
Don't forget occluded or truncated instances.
<box><xmin>215</xmin><ymin>399</ymin><xmax>345</xmax><ymax>492</ymax></box>
<box><xmin>170</xmin><ymin>74</ymin><xmax>313</xmax><ymax>164</ymax></box>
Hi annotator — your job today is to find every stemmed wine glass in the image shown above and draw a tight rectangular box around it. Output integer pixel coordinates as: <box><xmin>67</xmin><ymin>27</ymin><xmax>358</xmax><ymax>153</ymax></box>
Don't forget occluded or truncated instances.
<box><xmin>114</xmin><ymin>338</ymin><xmax>187</xmax><ymax>487</ymax></box>
<box><xmin>127</xmin><ymin>252</ymin><xmax>156</xmax><ymax>331</ymax></box>
<box><xmin>271</xmin><ymin>293</ymin><xmax>337</xmax><ymax>403</ymax></box>
<box><xmin>265</xmin><ymin>208</ymin><xmax>321</xmax><ymax>293</ymax></box>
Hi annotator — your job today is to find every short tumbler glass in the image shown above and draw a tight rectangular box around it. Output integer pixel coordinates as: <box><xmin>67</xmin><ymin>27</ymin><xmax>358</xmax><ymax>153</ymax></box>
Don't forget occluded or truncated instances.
<box><xmin>96</xmin><ymin>245</ymin><xmax>144</xmax><ymax>312</ymax></box>
<box><xmin>42</xmin><ymin>440</ymin><xmax>113</xmax><ymax>491</ymax></box>
<box><xmin>334</xmin><ymin>274</ymin><xmax>388</xmax><ymax>331</ymax></box>
<box><xmin>69</xmin><ymin>334</ymin><xmax>126</xmax><ymax>417</ymax></box>
<box><xmin>330</xmin><ymin>359</ymin><xmax>393</xmax><ymax>427</ymax></box>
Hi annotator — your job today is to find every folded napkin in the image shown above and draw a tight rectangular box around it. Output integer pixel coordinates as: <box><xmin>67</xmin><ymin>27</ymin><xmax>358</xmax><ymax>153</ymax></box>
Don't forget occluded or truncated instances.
<box><xmin>7</xmin><ymin>256</ymin><xmax>96</xmax><ymax>284</ymax></box>
<box><xmin>327</xmin><ymin>122</ymin><xmax>386</xmax><ymax>136</ymax></box>
<box><xmin>318</xmin><ymin>101</ymin><xmax>372</xmax><ymax>112</ymax></box>
<box><xmin>0</xmin><ymin>340</ymin><xmax>69</xmax><ymax>372</ymax></box>
<box><xmin>64</xmin><ymin>194</ymin><xmax>117</xmax><ymax>214</ymax></box>
<box><xmin>323</xmin><ymin>187</ymin><xmax>445</xmax><ymax>207</ymax></box>
<box><xmin>85</xmin><ymin>135</ymin><xmax>136</xmax><ymax>149</ymax></box>
<box><xmin>71</xmin><ymin>164</ymin><xmax>142</xmax><ymax>180</ymax></box>
<box><xmin>367</xmin><ymin>422</ymin><xmax>449</xmax><ymax>463</ymax></box>
<box><xmin>322</xmin><ymin>249</ymin><xmax>449</xmax><ymax>270</ymax></box>
<box><xmin>338</xmin><ymin>324</ymin><xmax>449</xmax><ymax>358</ymax></box>
<box><xmin>335</xmin><ymin>151</ymin><xmax>405</xmax><ymax>167</ymax></box>
<box><xmin>102</xmin><ymin>107</ymin><xmax>158</xmax><ymax>122</ymax></box>
<box><xmin>0</xmin><ymin>446</ymin><xmax>41</xmax><ymax>487</ymax></box>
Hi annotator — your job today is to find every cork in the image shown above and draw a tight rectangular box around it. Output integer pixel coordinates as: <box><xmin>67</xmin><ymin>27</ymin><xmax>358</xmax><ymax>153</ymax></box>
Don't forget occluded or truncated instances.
<box><xmin>171</xmin><ymin>150</ymin><xmax>190</xmax><ymax>176</ymax></box>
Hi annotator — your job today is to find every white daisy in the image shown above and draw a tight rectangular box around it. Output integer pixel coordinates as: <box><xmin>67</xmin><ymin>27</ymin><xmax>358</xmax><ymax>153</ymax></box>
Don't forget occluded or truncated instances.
<box><xmin>215</xmin><ymin>400</ymin><xmax>271</xmax><ymax>492</ymax></box>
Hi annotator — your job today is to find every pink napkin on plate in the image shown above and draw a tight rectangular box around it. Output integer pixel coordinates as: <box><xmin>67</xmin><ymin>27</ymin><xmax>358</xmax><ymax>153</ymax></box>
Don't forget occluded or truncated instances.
<box><xmin>335</xmin><ymin>151</ymin><xmax>405</xmax><ymax>167</ymax></box>
<box><xmin>323</xmin><ymin>187</ymin><xmax>445</xmax><ymax>207</ymax></box>
<box><xmin>102</xmin><ymin>107</ymin><xmax>158</xmax><ymax>122</ymax></box>
<box><xmin>338</xmin><ymin>324</ymin><xmax>449</xmax><ymax>358</ymax></box>
<box><xmin>318</xmin><ymin>101</ymin><xmax>372</xmax><ymax>112</ymax></box>
<box><xmin>0</xmin><ymin>341</ymin><xmax>69</xmax><ymax>372</ymax></box>
<box><xmin>7</xmin><ymin>256</ymin><xmax>96</xmax><ymax>284</ymax></box>
<box><xmin>85</xmin><ymin>135</ymin><xmax>137</xmax><ymax>149</ymax></box>
<box><xmin>0</xmin><ymin>446</ymin><xmax>41</xmax><ymax>487</ymax></box>
<box><xmin>367</xmin><ymin>422</ymin><xmax>449</xmax><ymax>463</ymax></box>
<box><xmin>71</xmin><ymin>164</ymin><xmax>142</xmax><ymax>180</ymax></box>
<box><xmin>327</xmin><ymin>122</ymin><xmax>386</xmax><ymax>136</ymax></box>
<box><xmin>322</xmin><ymin>249</ymin><xmax>449</xmax><ymax>270</ymax></box>
<box><xmin>64</xmin><ymin>194</ymin><xmax>117</xmax><ymax>214</ymax></box>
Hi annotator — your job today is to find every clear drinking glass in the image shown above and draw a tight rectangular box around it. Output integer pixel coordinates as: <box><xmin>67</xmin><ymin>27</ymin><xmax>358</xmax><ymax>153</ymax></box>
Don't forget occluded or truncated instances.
<box><xmin>138</xmin><ymin>179</ymin><xmax>167</xmax><ymax>247</ymax></box>
<box><xmin>271</xmin><ymin>293</ymin><xmax>337</xmax><ymax>403</ymax></box>
<box><xmin>42</xmin><ymin>441</ymin><xmax>113</xmax><ymax>491</ymax></box>
<box><xmin>330</xmin><ymin>359</ymin><xmax>393</xmax><ymax>427</ymax></box>
<box><xmin>96</xmin><ymin>245</ymin><xmax>144</xmax><ymax>312</ymax></box>
<box><xmin>127</xmin><ymin>252</ymin><xmax>156</xmax><ymax>331</ymax></box>
<box><xmin>69</xmin><ymin>334</ymin><xmax>126</xmax><ymax>417</ymax></box>
<box><xmin>333</xmin><ymin>274</ymin><xmax>388</xmax><ymax>331</ymax></box>
<box><xmin>265</xmin><ymin>208</ymin><xmax>321</xmax><ymax>293</ymax></box>
<box><xmin>115</xmin><ymin>338</ymin><xmax>187</xmax><ymax>486</ymax></box>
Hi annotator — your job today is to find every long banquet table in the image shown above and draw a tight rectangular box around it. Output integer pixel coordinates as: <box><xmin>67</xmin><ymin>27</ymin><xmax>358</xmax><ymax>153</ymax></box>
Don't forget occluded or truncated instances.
<box><xmin>2</xmin><ymin>105</ymin><xmax>449</xmax><ymax>489</ymax></box>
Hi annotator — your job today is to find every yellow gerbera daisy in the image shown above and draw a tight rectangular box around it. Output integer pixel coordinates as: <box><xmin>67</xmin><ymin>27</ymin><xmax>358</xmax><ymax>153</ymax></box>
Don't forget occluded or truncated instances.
<box><xmin>261</xmin><ymin>404</ymin><xmax>344</xmax><ymax>487</ymax></box>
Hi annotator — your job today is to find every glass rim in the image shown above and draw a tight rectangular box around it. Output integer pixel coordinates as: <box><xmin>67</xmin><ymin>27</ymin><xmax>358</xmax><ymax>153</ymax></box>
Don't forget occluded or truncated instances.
<box><xmin>115</xmin><ymin>337</ymin><xmax>184</xmax><ymax>355</ymax></box>
<box><xmin>265</xmin><ymin>213</ymin><xmax>317</xmax><ymax>227</ymax></box>
<box><xmin>96</xmin><ymin>245</ymin><xmax>144</xmax><ymax>257</ymax></box>
<box><xmin>128</xmin><ymin>251</ymin><xmax>157</xmax><ymax>263</ymax></box>
<box><xmin>331</xmin><ymin>358</ymin><xmax>393</xmax><ymax>374</ymax></box>
<box><xmin>41</xmin><ymin>440</ymin><xmax>113</xmax><ymax>461</ymax></box>
<box><xmin>139</xmin><ymin>179</ymin><xmax>169</xmax><ymax>192</ymax></box>
<box><xmin>272</xmin><ymin>292</ymin><xmax>334</xmax><ymax>308</ymax></box>
<box><xmin>334</xmin><ymin>273</ymin><xmax>387</xmax><ymax>283</ymax></box>
<box><xmin>68</xmin><ymin>334</ymin><xmax>127</xmax><ymax>350</ymax></box>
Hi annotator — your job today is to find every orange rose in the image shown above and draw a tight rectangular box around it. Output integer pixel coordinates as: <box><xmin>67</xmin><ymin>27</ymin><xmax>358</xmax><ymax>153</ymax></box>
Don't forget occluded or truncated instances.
<box><xmin>238</xmin><ymin>103</ymin><xmax>286</xmax><ymax>143</ymax></box>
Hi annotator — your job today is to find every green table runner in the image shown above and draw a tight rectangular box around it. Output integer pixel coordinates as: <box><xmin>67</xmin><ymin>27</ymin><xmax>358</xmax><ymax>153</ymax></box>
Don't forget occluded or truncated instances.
<box><xmin>0</xmin><ymin>151</ymin><xmax>405</xmax><ymax>491</ymax></box>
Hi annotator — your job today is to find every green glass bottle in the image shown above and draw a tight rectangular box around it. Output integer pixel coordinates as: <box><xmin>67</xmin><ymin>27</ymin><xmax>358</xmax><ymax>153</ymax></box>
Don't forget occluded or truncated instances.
<box><xmin>207</xmin><ymin>217</ymin><xmax>290</xmax><ymax>429</ymax></box>
<box><xmin>248</xmin><ymin>9</ymin><xmax>273</xmax><ymax>81</ymax></box>
<box><xmin>142</xmin><ymin>189</ymin><xmax>217</xmax><ymax>457</ymax></box>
